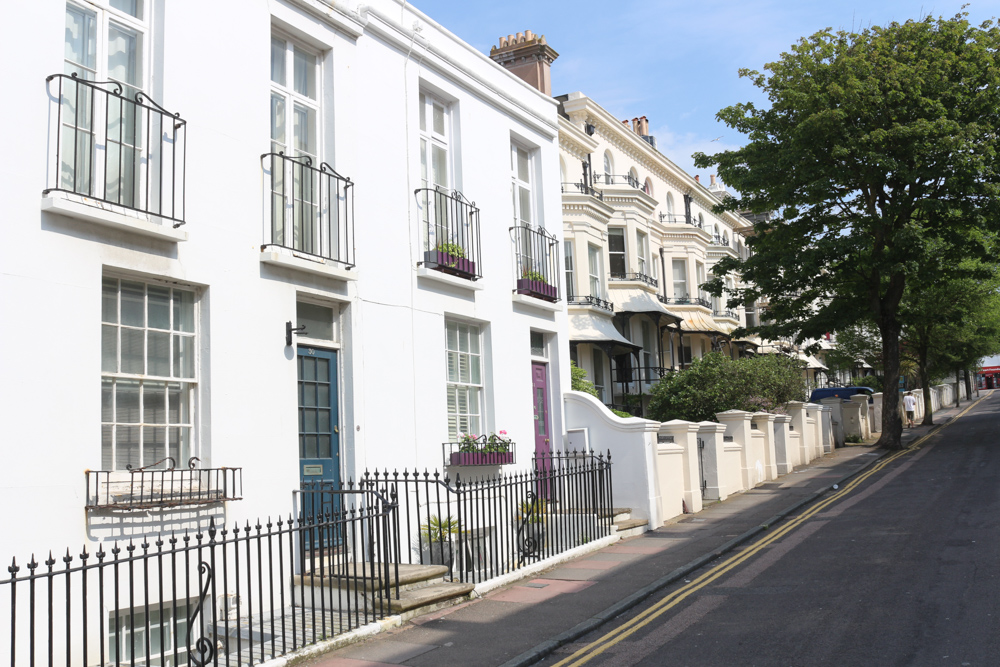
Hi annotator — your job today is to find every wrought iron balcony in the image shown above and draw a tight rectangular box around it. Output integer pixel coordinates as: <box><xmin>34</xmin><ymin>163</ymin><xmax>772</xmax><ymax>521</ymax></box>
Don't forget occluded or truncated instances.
<box><xmin>658</xmin><ymin>295</ymin><xmax>712</xmax><ymax>308</ymax></box>
<box><xmin>714</xmin><ymin>309</ymin><xmax>739</xmax><ymax>320</ymax></box>
<box><xmin>569</xmin><ymin>295</ymin><xmax>614</xmax><ymax>311</ymax></box>
<box><xmin>85</xmin><ymin>458</ymin><xmax>242</xmax><ymax>510</ymax></box>
<box><xmin>416</xmin><ymin>187</ymin><xmax>482</xmax><ymax>280</ymax></box>
<box><xmin>44</xmin><ymin>73</ymin><xmax>187</xmax><ymax>225</ymax></box>
<box><xmin>261</xmin><ymin>152</ymin><xmax>355</xmax><ymax>267</ymax></box>
<box><xmin>610</xmin><ymin>272</ymin><xmax>658</xmax><ymax>288</ymax></box>
<box><xmin>602</xmin><ymin>173</ymin><xmax>642</xmax><ymax>189</ymax></box>
<box><xmin>560</xmin><ymin>181</ymin><xmax>605</xmax><ymax>200</ymax></box>
<box><xmin>511</xmin><ymin>224</ymin><xmax>560</xmax><ymax>302</ymax></box>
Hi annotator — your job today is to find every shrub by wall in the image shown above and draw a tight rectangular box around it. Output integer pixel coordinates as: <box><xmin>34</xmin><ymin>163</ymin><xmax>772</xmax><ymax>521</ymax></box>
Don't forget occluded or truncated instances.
<box><xmin>646</xmin><ymin>352</ymin><xmax>807</xmax><ymax>423</ymax></box>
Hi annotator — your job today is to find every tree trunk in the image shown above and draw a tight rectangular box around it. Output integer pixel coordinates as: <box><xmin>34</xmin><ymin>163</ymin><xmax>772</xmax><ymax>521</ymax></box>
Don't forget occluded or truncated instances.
<box><xmin>955</xmin><ymin>368</ymin><xmax>962</xmax><ymax>408</ymax></box>
<box><xmin>965</xmin><ymin>368</ymin><xmax>975</xmax><ymax>397</ymax></box>
<box><xmin>876</xmin><ymin>315</ymin><xmax>904</xmax><ymax>448</ymax></box>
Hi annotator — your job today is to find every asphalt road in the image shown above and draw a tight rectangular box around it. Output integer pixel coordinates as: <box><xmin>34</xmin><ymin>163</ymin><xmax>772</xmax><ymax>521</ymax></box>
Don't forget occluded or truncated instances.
<box><xmin>539</xmin><ymin>393</ymin><xmax>1000</xmax><ymax>667</ymax></box>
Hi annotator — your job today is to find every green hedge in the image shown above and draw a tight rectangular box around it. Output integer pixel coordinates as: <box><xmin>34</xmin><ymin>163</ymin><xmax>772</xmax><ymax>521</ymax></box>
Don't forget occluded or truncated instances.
<box><xmin>646</xmin><ymin>352</ymin><xmax>806</xmax><ymax>423</ymax></box>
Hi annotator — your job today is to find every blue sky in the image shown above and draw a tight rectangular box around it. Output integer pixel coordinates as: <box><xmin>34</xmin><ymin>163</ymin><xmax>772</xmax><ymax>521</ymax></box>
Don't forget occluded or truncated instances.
<box><xmin>412</xmin><ymin>0</ymin><xmax>1000</xmax><ymax>179</ymax></box>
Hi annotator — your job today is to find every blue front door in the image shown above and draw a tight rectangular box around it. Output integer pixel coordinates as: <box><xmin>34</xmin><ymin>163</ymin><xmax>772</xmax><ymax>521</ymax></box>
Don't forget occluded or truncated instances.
<box><xmin>298</xmin><ymin>347</ymin><xmax>339</xmax><ymax>512</ymax></box>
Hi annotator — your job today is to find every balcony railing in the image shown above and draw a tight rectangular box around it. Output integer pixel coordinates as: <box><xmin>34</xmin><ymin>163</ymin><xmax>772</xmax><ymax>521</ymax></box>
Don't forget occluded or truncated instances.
<box><xmin>569</xmin><ymin>295</ymin><xmax>614</xmax><ymax>311</ymax></box>
<box><xmin>714</xmin><ymin>309</ymin><xmax>739</xmax><ymax>320</ymax></box>
<box><xmin>85</xmin><ymin>459</ymin><xmax>242</xmax><ymax>510</ymax></box>
<box><xmin>560</xmin><ymin>181</ymin><xmax>605</xmax><ymax>200</ymax></box>
<box><xmin>658</xmin><ymin>295</ymin><xmax>712</xmax><ymax>308</ymax></box>
<box><xmin>416</xmin><ymin>187</ymin><xmax>482</xmax><ymax>280</ymax></box>
<box><xmin>511</xmin><ymin>224</ymin><xmax>560</xmax><ymax>302</ymax></box>
<box><xmin>261</xmin><ymin>152</ymin><xmax>355</xmax><ymax>267</ymax></box>
<box><xmin>602</xmin><ymin>173</ymin><xmax>642</xmax><ymax>189</ymax></box>
<box><xmin>610</xmin><ymin>272</ymin><xmax>658</xmax><ymax>288</ymax></box>
<box><xmin>44</xmin><ymin>73</ymin><xmax>187</xmax><ymax>225</ymax></box>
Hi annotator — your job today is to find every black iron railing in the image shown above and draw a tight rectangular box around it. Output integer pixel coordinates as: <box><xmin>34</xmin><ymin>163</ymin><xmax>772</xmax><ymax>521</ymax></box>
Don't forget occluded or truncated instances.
<box><xmin>610</xmin><ymin>272</ymin><xmax>658</xmax><ymax>288</ymax></box>
<box><xmin>659</xmin><ymin>212</ymin><xmax>699</xmax><ymax>227</ymax></box>
<box><xmin>44</xmin><ymin>73</ymin><xmax>187</xmax><ymax>225</ymax></box>
<box><xmin>714</xmin><ymin>309</ymin><xmax>739</xmax><ymax>320</ymax></box>
<box><xmin>511</xmin><ymin>224</ymin><xmax>559</xmax><ymax>302</ymax></box>
<box><xmin>85</xmin><ymin>460</ymin><xmax>242</xmax><ymax>510</ymax></box>
<box><xmin>658</xmin><ymin>295</ymin><xmax>712</xmax><ymax>308</ymax></box>
<box><xmin>416</xmin><ymin>187</ymin><xmax>482</xmax><ymax>280</ymax></box>
<box><xmin>262</xmin><ymin>152</ymin><xmax>355</xmax><ymax>267</ymax></box>
<box><xmin>362</xmin><ymin>451</ymin><xmax>613</xmax><ymax>584</ymax></box>
<box><xmin>568</xmin><ymin>295</ymin><xmax>614</xmax><ymax>311</ymax></box>
<box><xmin>2</xmin><ymin>488</ymin><xmax>397</xmax><ymax>667</ymax></box>
<box><xmin>560</xmin><ymin>182</ymin><xmax>604</xmax><ymax>200</ymax></box>
<box><xmin>602</xmin><ymin>174</ymin><xmax>641</xmax><ymax>188</ymax></box>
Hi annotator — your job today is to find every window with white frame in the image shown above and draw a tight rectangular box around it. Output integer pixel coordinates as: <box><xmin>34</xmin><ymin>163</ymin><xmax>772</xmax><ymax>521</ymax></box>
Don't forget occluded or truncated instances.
<box><xmin>270</xmin><ymin>35</ymin><xmax>319</xmax><ymax>159</ymax></box>
<box><xmin>445</xmin><ymin>321</ymin><xmax>482</xmax><ymax>440</ymax></box>
<box><xmin>608</xmin><ymin>228</ymin><xmax>626</xmax><ymax>276</ymax></box>
<box><xmin>588</xmin><ymin>244</ymin><xmax>603</xmax><ymax>298</ymax></box>
<box><xmin>63</xmin><ymin>0</ymin><xmax>148</xmax><ymax>200</ymax></box>
<box><xmin>636</xmin><ymin>231</ymin><xmax>648</xmax><ymax>276</ymax></box>
<box><xmin>101</xmin><ymin>277</ymin><xmax>196</xmax><ymax>471</ymax></box>
<box><xmin>696</xmin><ymin>262</ymin><xmax>707</xmax><ymax>302</ymax></box>
<box><xmin>672</xmin><ymin>259</ymin><xmax>688</xmax><ymax>299</ymax></box>
<box><xmin>641</xmin><ymin>320</ymin><xmax>654</xmax><ymax>377</ymax></box>
<box><xmin>666</xmin><ymin>192</ymin><xmax>675</xmax><ymax>216</ymax></box>
<box><xmin>511</xmin><ymin>143</ymin><xmax>534</xmax><ymax>227</ymax></box>
<box><xmin>564</xmin><ymin>240</ymin><xmax>575</xmax><ymax>299</ymax></box>
<box><xmin>419</xmin><ymin>92</ymin><xmax>450</xmax><ymax>191</ymax></box>
<box><xmin>603</xmin><ymin>152</ymin><xmax>613</xmax><ymax>184</ymax></box>
<box><xmin>109</xmin><ymin>598</ymin><xmax>195</xmax><ymax>666</ymax></box>
<box><xmin>592</xmin><ymin>348</ymin><xmax>606</xmax><ymax>401</ymax></box>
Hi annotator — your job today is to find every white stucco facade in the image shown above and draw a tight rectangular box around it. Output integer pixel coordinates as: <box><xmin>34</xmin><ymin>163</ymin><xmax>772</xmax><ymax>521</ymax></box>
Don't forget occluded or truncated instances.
<box><xmin>0</xmin><ymin>0</ymin><xmax>567</xmax><ymax>560</ymax></box>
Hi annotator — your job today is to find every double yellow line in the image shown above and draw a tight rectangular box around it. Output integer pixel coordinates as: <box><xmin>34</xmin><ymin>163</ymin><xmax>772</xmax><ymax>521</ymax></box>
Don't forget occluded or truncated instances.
<box><xmin>550</xmin><ymin>391</ymin><xmax>991</xmax><ymax>667</ymax></box>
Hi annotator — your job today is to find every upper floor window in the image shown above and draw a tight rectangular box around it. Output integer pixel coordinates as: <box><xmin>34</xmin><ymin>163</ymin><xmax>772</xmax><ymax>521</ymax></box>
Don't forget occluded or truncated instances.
<box><xmin>696</xmin><ymin>262</ymin><xmax>707</xmax><ymax>301</ymax></box>
<box><xmin>628</xmin><ymin>168</ymin><xmax>639</xmax><ymax>188</ymax></box>
<box><xmin>672</xmin><ymin>259</ymin><xmax>687</xmax><ymax>298</ymax></box>
<box><xmin>270</xmin><ymin>35</ymin><xmax>319</xmax><ymax>160</ymax></box>
<box><xmin>698</xmin><ymin>213</ymin><xmax>705</xmax><ymax>228</ymax></box>
<box><xmin>608</xmin><ymin>228</ymin><xmax>626</xmax><ymax>275</ymax></box>
<box><xmin>603</xmin><ymin>152</ymin><xmax>613</xmax><ymax>184</ymax></box>
<box><xmin>420</xmin><ymin>92</ymin><xmax>450</xmax><ymax>190</ymax></box>
<box><xmin>588</xmin><ymin>244</ymin><xmax>603</xmax><ymax>298</ymax></box>
<box><xmin>564</xmin><ymin>240</ymin><xmax>575</xmax><ymax>299</ymax></box>
<box><xmin>66</xmin><ymin>1</ymin><xmax>145</xmax><ymax>88</ymax></box>
<box><xmin>666</xmin><ymin>192</ymin><xmax>675</xmax><ymax>215</ymax></box>
<box><xmin>101</xmin><ymin>276</ymin><xmax>196</xmax><ymax>471</ymax></box>
<box><xmin>511</xmin><ymin>143</ymin><xmax>533</xmax><ymax>226</ymax></box>
<box><xmin>644</xmin><ymin>178</ymin><xmax>653</xmax><ymax>196</ymax></box>
<box><xmin>636</xmin><ymin>231</ymin><xmax>648</xmax><ymax>276</ymax></box>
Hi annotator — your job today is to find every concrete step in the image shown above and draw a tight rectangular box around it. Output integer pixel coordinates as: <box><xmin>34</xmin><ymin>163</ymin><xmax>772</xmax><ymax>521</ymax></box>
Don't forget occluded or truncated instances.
<box><xmin>598</xmin><ymin>507</ymin><xmax>633</xmax><ymax>522</ymax></box>
<box><xmin>613</xmin><ymin>518</ymin><xmax>648</xmax><ymax>533</ymax></box>
<box><xmin>296</xmin><ymin>563</ymin><xmax>449</xmax><ymax>593</ymax></box>
<box><xmin>387</xmin><ymin>581</ymin><xmax>476</xmax><ymax>616</ymax></box>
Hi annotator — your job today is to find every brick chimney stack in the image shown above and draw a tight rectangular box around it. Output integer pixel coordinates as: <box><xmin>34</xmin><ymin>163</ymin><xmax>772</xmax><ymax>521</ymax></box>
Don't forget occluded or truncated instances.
<box><xmin>489</xmin><ymin>30</ymin><xmax>559</xmax><ymax>96</ymax></box>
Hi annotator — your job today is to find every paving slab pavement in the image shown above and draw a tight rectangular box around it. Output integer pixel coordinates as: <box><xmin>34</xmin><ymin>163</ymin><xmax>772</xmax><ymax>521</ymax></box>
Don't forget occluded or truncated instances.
<box><xmin>301</xmin><ymin>397</ymin><xmax>978</xmax><ymax>667</ymax></box>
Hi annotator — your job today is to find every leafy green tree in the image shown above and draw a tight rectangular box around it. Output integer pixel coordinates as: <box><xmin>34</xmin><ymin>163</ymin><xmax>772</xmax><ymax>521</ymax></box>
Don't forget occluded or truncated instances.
<box><xmin>570</xmin><ymin>360</ymin><xmax>599</xmax><ymax>398</ymax></box>
<box><xmin>695</xmin><ymin>13</ymin><xmax>1000</xmax><ymax>448</ymax></box>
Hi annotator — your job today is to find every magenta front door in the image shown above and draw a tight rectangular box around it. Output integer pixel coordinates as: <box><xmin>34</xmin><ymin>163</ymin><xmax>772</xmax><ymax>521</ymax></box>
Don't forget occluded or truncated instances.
<box><xmin>532</xmin><ymin>362</ymin><xmax>551</xmax><ymax>458</ymax></box>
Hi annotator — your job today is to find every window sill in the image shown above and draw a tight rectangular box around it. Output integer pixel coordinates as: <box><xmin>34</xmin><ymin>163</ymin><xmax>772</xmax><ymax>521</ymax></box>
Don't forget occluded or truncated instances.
<box><xmin>417</xmin><ymin>267</ymin><xmax>484</xmax><ymax>291</ymax></box>
<box><xmin>260</xmin><ymin>250</ymin><xmax>358</xmax><ymax>281</ymax></box>
<box><xmin>42</xmin><ymin>194</ymin><xmax>188</xmax><ymax>242</ymax></box>
<box><xmin>512</xmin><ymin>293</ymin><xmax>561</xmax><ymax>312</ymax></box>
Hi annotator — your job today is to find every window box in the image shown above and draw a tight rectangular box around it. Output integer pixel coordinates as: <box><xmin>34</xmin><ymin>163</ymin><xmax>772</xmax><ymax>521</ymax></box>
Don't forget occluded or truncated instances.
<box><xmin>449</xmin><ymin>451</ymin><xmax>515</xmax><ymax>466</ymax></box>
<box><xmin>516</xmin><ymin>278</ymin><xmax>557</xmax><ymax>302</ymax></box>
<box><xmin>425</xmin><ymin>250</ymin><xmax>476</xmax><ymax>279</ymax></box>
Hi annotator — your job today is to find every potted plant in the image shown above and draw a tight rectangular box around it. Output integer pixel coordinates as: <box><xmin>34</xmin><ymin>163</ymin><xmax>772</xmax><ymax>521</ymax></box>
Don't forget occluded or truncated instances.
<box><xmin>449</xmin><ymin>431</ymin><xmax>514</xmax><ymax>466</ymax></box>
<box><xmin>425</xmin><ymin>242</ymin><xmax>476</xmax><ymax>278</ymax></box>
<box><xmin>516</xmin><ymin>269</ymin><xmax>557</xmax><ymax>301</ymax></box>
<box><xmin>420</xmin><ymin>515</ymin><xmax>461</xmax><ymax>567</ymax></box>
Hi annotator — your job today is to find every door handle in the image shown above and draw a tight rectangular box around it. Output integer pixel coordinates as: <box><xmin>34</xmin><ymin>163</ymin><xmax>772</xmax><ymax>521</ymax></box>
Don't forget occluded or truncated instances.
<box><xmin>545</xmin><ymin>438</ymin><xmax>549</xmax><ymax>443</ymax></box>
<box><xmin>334</xmin><ymin>426</ymin><xmax>339</xmax><ymax>433</ymax></box>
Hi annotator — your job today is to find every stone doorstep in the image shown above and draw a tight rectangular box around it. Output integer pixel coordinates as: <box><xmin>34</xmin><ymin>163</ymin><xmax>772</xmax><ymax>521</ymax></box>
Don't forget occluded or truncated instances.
<box><xmin>294</xmin><ymin>564</ymin><xmax>449</xmax><ymax>593</ymax></box>
<box><xmin>599</xmin><ymin>507</ymin><xmax>633</xmax><ymax>520</ymax></box>
<box><xmin>387</xmin><ymin>581</ymin><xmax>476</xmax><ymax>616</ymax></box>
<box><xmin>613</xmin><ymin>518</ymin><xmax>648</xmax><ymax>533</ymax></box>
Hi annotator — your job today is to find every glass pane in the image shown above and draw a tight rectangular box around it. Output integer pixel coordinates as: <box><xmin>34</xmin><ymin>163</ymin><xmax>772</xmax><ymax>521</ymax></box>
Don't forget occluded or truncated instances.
<box><xmin>144</xmin><ymin>426</ymin><xmax>166</xmax><ymax>467</ymax></box>
<box><xmin>102</xmin><ymin>324</ymin><xmax>118</xmax><ymax>372</ymax></box>
<box><xmin>318</xmin><ymin>409</ymin><xmax>330</xmax><ymax>433</ymax></box>
<box><xmin>120</xmin><ymin>281</ymin><xmax>144</xmax><ymax>326</ymax></box>
<box><xmin>517</xmin><ymin>147</ymin><xmax>530</xmax><ymax>182</ymax></box>
<box><xmin>116</xmin><ymin>425</ymin><xmax>140</xmax><ymax>470</ymax></box>
<box><xmin>519</xmin><ymin>186</ymin><xmax>531</xmax><ymax>224</ymax></box>
<box><xmin>469</xmin><ymin>327</ymin><xmax>480</xmax><ymax>354</ymax></box>
<box><xmin>116</xmin><ymin>380</ymin><xmax>140</xmax><ymax>422</ymax></box>
<box><xmin>317</xmin><ymin>383</ymin><xmax>330</xmax><ymax>409</ymax></box>
<box><xmin>301</xmin><ymin>357</ymin><xmax>315</xmax><ymax>382</ymax></box>
<box><xmin>167</xmin><ymin>383</ymin><xmax>180</xmax><ymax>424</ymax></box>
<box><xmin>301</xmin><ymin>383</ymin><xmax>316</xmax><ymax>407</ymax></box>
<box><xmin>432</xmin><ymin>102</ymin><xmax>445</xmax><ymax>135</ymax></box>
<box><xmin>293</xmin><ymin>47</ymin><xmax>316</xmax><ymax>99</ymax></box>
<box><xmin>303</xmin><ymin>409</ymin><xmax>317</xmax><ymax>432</ymax></box>
<box><xmin>102</xmin><ymin>425</ymin><xmax>113</xmax><ymax>470</ymax></box>
<box><xmin>470</xmin><ymin>355</ymin><xmax>480</xmax><ymax>384</ymax></box>
<box><xmin>609</xmin><ymin>229</ymin><xmax>625</xmax><ymax>252</ymax></box>
<box><xmin>102</xmin><ymin>379</ymin><xmax>114</xmax><ymax>422</ymax></box>
<box><xmin>147</xmin><ymin>286</ymin><xmax>170</xmax><ymax>330</ymax></box>
<box><xmin>458</xmin><ymin>325</ymin><xmax>469</xmax><ymax>353</ymax></box>
<box><xmin>446</xmin><ymin>322</ymin><xmax>458</xmax><ymax>351</ymax></box>
<box><xmin>148</xmin><ymin>331</ymin><xmax>169</xmax><ymax>376</ymax></box>
<box><xmin>172</xmin><ymin>335</ymin><xmax>195</xmax><ymax>379</ymax></box>
<box><xmin>297</xmin><ymin>302</ymin><xmax>334</xmax><ymax>341</ymax></box>
<box><xmin>302</xmin><ymin>435</ymin><xmax>318</xmax><ymax>459</ymax></box>
<box><xmin>121</xmin><ymin>328</ymin><xmax>144</xmax><ymax>373</ymax></box>
<box><xmin>65</xmin><ymin>5</ymin><xmax>97</xmax><ymax>72</ymax></box>
<box><xmin>110</xmin><ymin>0</ymin><xmax>143</xmax><ymax>20</ymax></box>
<box><xmin>173</xmin><ymin>289</ymin><xmax>194</xmax><ymax>333</ymax></box>
<box><xmin>446</xmin><ymin>351</ymin><xmax>459</xmax><ymax>382</ymax></box>
<box><xmin>270</xmin><ymin>93</ymin><xmax>285</xmax><ymax>144</ymax></box>
<box><xmin>419</xmin><ymin>93</ymin><xmax>426</xmax><ymax>131</ymax></box>
<box><xmin>316</xmin><ymin>358</ymin><xmax>329</xmax><ymax>382</ymax></box>
<box><xmin>107</xmin><ymin>23</ymin><xmax>140</xmax><ymax>88</ymax></box>
<box><xmin>176</xmin><ymin>427</ymin><xmax>191</xmax><ymax>464</ymax></box>
<box><xmin>102</xmin><ymin>278</ymin><xmax>118</xmax><ymax>323</ymax></box>
<box><xmin>431</xmin><ymin>145</ymin><xmax>447</xmax><ymax>188</ymax></box>
<box><xmin>293</xmin><ymin>104</ymin><xmax>316</xmax><ymax>156</ymax></box>
<box><xmin>270</xmin><ymin>37</ymin><xmax>285</xmax><ymax>85</ymax></box>
<box><xmin>143</xmin><ymin>382</ymin><xmax>166</xmax><ymax>424</ymax></box>
<box><xmin>317</xmin><ymin>435</ymin><xmax>331</xmax><ymax>459</ymax></box>
<box><xmin>530</xmin><ymin>332</ymin><xmax>545</xmax><ymax>357</ymax></box>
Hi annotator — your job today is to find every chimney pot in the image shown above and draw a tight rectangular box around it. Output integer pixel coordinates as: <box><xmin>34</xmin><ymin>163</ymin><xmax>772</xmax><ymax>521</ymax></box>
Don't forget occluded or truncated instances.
<box><xmin>695</xmin><ymin>175</ymin><xmax>701</xmax><ymax>183</ymax></box>
<box><xmin>710</xmin><ymin>175</ymin><xmax>717</xmax><ymax>185</ymax></box>
<box><xmin>526</xmin><ymin>30</ymin><xmax>534</xmax><ymax>40</ymax></box>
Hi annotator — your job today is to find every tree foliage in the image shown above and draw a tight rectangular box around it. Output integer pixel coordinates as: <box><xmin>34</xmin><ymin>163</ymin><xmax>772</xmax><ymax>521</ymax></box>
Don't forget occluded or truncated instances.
<box><xmin>694</xmin><ymin>13</ymin><xmax>1000</xmax><ymax>448</ymax></box>
<box><xmin>646</xmin><ymin>353</ymin><xmax>807</xmax><ymax>423</ymax></box>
